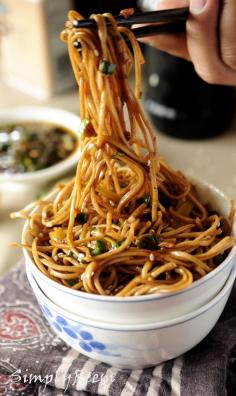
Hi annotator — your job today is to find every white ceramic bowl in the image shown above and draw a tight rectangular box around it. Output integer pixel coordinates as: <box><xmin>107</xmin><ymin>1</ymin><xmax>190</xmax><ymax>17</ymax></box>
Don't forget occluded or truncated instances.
<box><xmin>0</xmin><ymin>106</ymin><xmax>82</xmax><ymax>211</ymax></box>
<box><xmin>23</xmin><ymin>177</ymin><xmax>236</xmax><ymax>324</ymax></box>
<box><xmin>26</xmin><ymin>261</ymin><xmax>236</xmax><ymax>369</ymax></box>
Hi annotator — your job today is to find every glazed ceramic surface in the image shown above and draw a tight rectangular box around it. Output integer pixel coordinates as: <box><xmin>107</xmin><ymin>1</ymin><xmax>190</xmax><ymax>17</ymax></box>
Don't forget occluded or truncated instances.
<box><xmin>26</xmin><ymin>262</ymin><xmax>236</xmax><ymax>369</ymax></box>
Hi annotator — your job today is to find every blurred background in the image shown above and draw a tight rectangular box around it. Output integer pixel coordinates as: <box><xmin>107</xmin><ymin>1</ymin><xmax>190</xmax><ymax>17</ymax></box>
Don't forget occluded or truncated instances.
<box><xmin>0</xmin><ymin>0</ymin><xmax>236</xmax><ymax>274</ymax></box>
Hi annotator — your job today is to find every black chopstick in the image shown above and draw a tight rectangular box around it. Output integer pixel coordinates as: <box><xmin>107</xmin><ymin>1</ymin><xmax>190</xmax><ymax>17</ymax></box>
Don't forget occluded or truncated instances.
<box><xmin>72</xmin><ymin>7</ymin><xmax>189</xmax><ymax>29</ymax></box>
<box><xmin>131</xmin><ymin>20</ymin><xmax>186</xmax><ymax>38</ymax></box>
<box><xmin>73</xmin><ymin>20</ymin><xmax>186</xmax><ymax>50</ymax></box>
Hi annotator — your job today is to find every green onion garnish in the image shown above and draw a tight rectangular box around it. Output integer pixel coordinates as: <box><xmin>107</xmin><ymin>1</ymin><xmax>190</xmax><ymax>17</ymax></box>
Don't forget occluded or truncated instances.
<box><xmin>112</xmin><ymin>240</ymin><xmax>124</xmax><ymax>249</ymax></box>
<box><xmin>99</xmin><ymin>60</ymin><xmax>117</xmax><ymax>75</ymax></box>
<box><xmin>75</xmin><ymin>213</ymin><xmax>89</xmax><ymax>224</ymax></box>
<box><xmin>137</xmin><ymin>195</ymin><xmax>151</xmax><ymax>207</ymax></box>
<box><xmin>137</xmin><ymin>235</ymin><xmax>159</xmax><ymax>250</ymax></box>
<box><xmin>114</xmin><ymin>151</ymin><xmax>125</xmax><ymax>157</ymax></box>
<box><xmin>67</xmin><ymin>279</ymin><xmax>79</xmax><ymax>286</ymax></box>
<box><xmin>91</xmin><ymin>240</ymin><xmax>108</xmax><ymax>256</ymax></box>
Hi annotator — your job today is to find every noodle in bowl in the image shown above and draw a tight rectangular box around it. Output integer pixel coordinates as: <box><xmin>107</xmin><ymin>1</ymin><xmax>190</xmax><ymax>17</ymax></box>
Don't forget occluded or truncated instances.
<box><xmin>23</xmin><ymin>176</ymin><xmax>236</xmax><ymax>324</ymax></box>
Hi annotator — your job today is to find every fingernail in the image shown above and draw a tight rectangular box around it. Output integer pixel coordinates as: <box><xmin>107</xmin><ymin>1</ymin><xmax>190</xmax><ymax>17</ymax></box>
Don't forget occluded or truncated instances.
<box><xmin>190</xmin><ymin>0</ymin><xmax>207</xmax><ymax>13</ymax></box>
<box><xmin>138</xmin><ymin>0</ymin><xmax>162</xmax><ymax>11</ymax></box>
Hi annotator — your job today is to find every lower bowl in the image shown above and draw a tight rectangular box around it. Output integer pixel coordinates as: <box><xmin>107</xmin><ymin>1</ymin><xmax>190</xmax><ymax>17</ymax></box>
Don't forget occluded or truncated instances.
<box><xmin>26</xmin><ymin>262</ymin><xmax>236</xmax><ymax>369</ymax></box>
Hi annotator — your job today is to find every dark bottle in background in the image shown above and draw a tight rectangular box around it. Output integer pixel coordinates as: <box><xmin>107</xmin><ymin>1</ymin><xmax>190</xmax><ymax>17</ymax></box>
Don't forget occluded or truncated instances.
<box><xmin>144</xmin><ymin>47</ymin><xmax>236</xmax><ymax>139</ymax></box>
<box><xmin>73</xmin><ymin>0</ymin><xmax>138</xmax><ymax>17</ymax></box>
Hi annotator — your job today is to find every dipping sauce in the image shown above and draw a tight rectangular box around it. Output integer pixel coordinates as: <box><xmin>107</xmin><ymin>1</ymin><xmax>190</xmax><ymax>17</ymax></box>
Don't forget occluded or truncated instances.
<box><xmin>0</xmin><ymin>122</ymin><xmax>77</xmax><ymax>173</ymax></box>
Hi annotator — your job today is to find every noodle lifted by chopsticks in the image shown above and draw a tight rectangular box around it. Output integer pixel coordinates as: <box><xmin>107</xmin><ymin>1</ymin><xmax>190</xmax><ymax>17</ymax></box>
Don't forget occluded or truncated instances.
<box><xmin>11</xmin><ymin>10</ymin><xmax>235</xmax><ymax>296</ymax></box>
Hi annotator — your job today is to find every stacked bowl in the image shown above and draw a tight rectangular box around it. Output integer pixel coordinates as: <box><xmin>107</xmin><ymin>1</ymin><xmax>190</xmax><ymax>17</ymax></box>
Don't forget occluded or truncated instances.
<box><xmin>24</xmin><ymin>178</ymin><xmax>236</xmax><ymax>369</ymax></box>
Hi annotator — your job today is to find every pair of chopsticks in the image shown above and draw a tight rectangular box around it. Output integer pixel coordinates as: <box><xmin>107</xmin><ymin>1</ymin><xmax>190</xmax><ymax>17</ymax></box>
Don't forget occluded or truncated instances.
<box><xmin>72</xmin><ymin>7</ymin><xmax>189</xmax><ymax>38</ymax></box>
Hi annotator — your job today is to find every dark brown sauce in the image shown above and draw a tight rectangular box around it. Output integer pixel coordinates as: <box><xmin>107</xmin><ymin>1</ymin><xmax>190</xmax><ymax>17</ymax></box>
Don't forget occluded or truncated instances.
<box><xmin>0</xmin><ymin>121</ymin><xmax>78</xmax><ymax>173</ymax></box>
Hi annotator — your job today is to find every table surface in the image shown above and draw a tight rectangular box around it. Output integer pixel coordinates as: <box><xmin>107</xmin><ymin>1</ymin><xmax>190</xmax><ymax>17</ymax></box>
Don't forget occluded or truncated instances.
<box><xmin>0</xmin><ymin>81</ymin><xmax>236</xmax><ymax>275</ymax></box>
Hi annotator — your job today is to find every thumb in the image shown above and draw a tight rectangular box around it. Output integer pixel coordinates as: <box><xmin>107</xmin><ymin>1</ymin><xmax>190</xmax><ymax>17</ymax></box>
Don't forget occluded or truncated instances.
<box><xmin>187</xmin><ymin>0</ymin><xmax>236</xmax><ymax>84</ymax></box>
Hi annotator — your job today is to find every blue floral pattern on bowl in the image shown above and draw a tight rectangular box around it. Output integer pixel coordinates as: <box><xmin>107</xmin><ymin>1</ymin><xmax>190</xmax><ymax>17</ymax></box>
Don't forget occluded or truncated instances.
<box><xmin>40</xmin><ymin>304</ymin><xmax>120</xmax><ymax>357</ymax></box>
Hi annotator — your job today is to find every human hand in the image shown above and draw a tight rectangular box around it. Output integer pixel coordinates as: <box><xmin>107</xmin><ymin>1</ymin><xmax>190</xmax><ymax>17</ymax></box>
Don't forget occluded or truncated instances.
<box><xmin>140</xmin><ymin>0</ymin><xmax>236</xmax><ymax>85</ymax></box>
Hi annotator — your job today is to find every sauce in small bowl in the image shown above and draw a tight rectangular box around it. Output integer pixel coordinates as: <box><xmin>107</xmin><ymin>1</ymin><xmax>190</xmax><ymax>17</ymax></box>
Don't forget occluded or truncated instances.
<box><xmin>0</xmin><ymin>106</ymin><xmax>81</xmax><ymax>212</ymax></box>
<box><xmin>0</xmin><ymin>122</ymin><xmax>78</xmax><ymax>174</ymax></box>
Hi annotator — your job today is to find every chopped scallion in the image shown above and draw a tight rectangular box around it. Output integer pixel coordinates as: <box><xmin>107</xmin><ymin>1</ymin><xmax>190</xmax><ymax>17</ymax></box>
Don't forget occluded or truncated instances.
<box><xmin>112</xmin><ymin>240</ymin><xmax>124</xmax><ymax>249</ymax></box>
<box><xmin>75</xmin><ymin>213</ymin><xmax>89</xmax><ymax>224</ymax></box>
<box><xmin>137</xmin><ymin>235</ymin><xmax>159</xmax><ymax>250</ymax></box>
<box><xmin>99</xmin><ymin>60</ymin><xmax>117</xmax><ymax>75</ymax></box>
<box><xmin>114</xmin><ymin>151</ymin><xmax>125</xmax><ymax>157</ymax></box>
<box><xmin>137</xmin><ymin>195</ymin><xmax>151</xmax><ymax>206</ymax></box>
<box><xmin>67</xmin><ymin>279</ymin><xmax>79</xmax><ymax>286</ymax></box>
<box><xmin>91</xmin><ymin>240</ymin><xmax>108</xmax><ymax>256</ymax></box>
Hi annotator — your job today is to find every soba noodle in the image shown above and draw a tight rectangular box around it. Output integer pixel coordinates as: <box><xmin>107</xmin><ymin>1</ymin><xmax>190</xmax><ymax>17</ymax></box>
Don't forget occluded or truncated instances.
<box><xmin>11</xmin><ymin>10</ymin><xmax>235</xmax><ymax>296</ymax></box>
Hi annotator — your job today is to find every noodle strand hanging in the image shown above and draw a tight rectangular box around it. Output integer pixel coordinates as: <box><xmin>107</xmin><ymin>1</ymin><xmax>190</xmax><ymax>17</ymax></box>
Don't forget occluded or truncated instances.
<box><xmin>11</xmin><ymin>10</ymin><xmax>235</xmax><ymax>296</ymax></box>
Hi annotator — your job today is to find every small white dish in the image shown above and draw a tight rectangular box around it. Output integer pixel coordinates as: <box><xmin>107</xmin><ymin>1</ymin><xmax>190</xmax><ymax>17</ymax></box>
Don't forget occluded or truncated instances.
<box><xmin>0</xmin><ymin>106</ymin><xmax>82</xmax><ymax>211</ymax></box>
<box><xmin>23</xmin><ymin>177</ymin><xmax>236</xmax><ymax>324</ymax></box>
<box><xmin>26</xmin><ymin>261</ymin><xmax>236</xmax><ymax>369</ymax></box>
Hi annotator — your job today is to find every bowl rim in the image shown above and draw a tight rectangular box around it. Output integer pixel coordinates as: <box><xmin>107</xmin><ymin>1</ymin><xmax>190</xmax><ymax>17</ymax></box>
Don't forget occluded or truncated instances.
<box><xmin>0</xmin><ymin>106</ymin><xmax>82</xmax><ymax>183</ymax></box>
<box><xmin>22</xmin><ymin>176</ymin><xmax>236</xmax><ymax>303</ymax></box>
<box><xmin>26</xmin><ymin>261</ymin><xmax>236</xmax><ymax>331</ymax></box>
